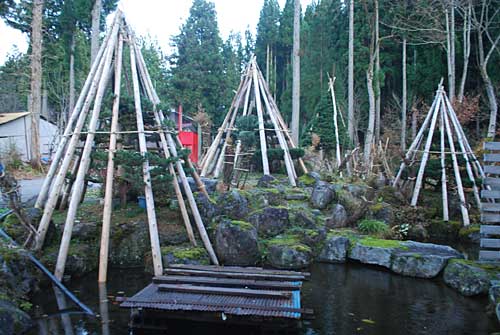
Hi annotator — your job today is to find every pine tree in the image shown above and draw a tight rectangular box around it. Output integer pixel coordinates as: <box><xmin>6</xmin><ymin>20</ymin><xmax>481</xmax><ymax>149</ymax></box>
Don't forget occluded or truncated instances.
<box><xmin>169</xmin><ymin>0</ymin><xmax>226</xmax><ymax>126</ymax></box>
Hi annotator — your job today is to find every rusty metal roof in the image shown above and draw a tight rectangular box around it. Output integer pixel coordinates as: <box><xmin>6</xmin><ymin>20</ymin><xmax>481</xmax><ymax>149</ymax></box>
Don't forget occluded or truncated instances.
<box><xmin>120</xmin><ymin>283</ymin><xmax>302</xmax><ymax>319</ymax></box>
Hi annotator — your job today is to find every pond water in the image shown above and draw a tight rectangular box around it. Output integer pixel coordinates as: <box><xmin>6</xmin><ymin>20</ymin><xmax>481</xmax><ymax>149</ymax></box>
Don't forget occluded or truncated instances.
<box><xmin>28</xmin><ymin>263</ymin><xmax>498</xmax><ymax>335</ymax></box>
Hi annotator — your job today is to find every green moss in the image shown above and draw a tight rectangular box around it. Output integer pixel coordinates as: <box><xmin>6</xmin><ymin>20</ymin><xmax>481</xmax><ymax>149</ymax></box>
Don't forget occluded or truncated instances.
<box><xmin>357</xmin><ymin>219</ymin><xmax>389</xmax><ymax>235</ymax></box>
<box><xmin>451</xmin><ymin>258</ymin><xmax>500</xmax><ymax>274</ymax></box>
<box><xmin>357</xmin><ymin>237</ymin><xmax>407</xmax><ymax>249</ymax></box>
<box><xmin>298</xmin><ymin>174</ymin><xmax>316</xmax><ymax>186</ymax></box>
<box><xmin>458</xmin><ymin>224</ymin><xmax>480</xmax><ymax>239</ymax></box>
<box><xmin>265</xmin><ymin>234</ymin><xmax>312</xmax><ymax>253</ymax></box>
<box><xmin>369</xmin><ymin>203</ymin><xmax>385</xmax><ymax>213</ymax></box>
<box><xmin>162</xmin><ymin>246</ymin><xmax>209</xmax><ymax>262</ymax></box>
<box><xmin>229</xmin><ymin>220</ymin><xmax>254</xmax><ymax>231</ymax></box>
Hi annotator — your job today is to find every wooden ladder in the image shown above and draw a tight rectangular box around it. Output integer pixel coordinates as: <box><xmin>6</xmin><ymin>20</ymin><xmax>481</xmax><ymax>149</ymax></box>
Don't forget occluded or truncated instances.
<box><xmin>480</xmin><ymin>142</ymin><xmax>500</xmax><ymax>262</ymax></box>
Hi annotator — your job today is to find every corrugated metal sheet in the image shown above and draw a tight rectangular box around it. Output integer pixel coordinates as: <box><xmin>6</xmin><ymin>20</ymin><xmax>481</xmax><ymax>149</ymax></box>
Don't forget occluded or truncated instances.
<box><xmin>121</xmin><ymin>283</ymin><xmax>302</xmax><ymax>319</ymax></box>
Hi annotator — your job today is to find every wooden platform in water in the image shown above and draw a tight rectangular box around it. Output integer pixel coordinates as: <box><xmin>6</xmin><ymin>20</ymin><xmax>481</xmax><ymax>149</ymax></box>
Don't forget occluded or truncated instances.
<box><xmin>119</xmin><ymin>264</ymin><xmax>312</xmax><ymax>328</ymax></box>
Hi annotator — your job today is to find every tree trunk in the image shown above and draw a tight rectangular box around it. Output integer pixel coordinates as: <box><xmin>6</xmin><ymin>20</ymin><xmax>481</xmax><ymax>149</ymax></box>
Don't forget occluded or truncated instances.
<box><xmin>69</xmin><ymin>33</ymin><xmax>76</xmax><ymax>124</ymax></box>
<box><xmin>364</xmin><ymin>63</ymin><xmax>376</xmax><ymax>164</ymax></box>
<box><xmin>348</xmin><ymin>0</ymin><xmax>355</xmax><ymax>143</ymax></box>
<box><xmin>457</xmin><ymin>1</ymin><xmax>471</xmax><ymax>102</ymax></box>
<box><xmin>445</xmin><ymin>7</ymin><xmax>455</xmax><ymax>101</ymax></box>
<box><xmin>29</xmin><ymin>0</ymin><xmax>43</xmax><ymax>170</ymax></box>
<box><xmin>291</xmin><ymin>0</ymin><xmax>300</xmax><ymax>145</ymax></box>
<box><xmin>450</xmin><ymin>0</ymin><xmax>456</xmax><ymax>101</ymax></box>
<box><xmin>91</xmin><ymin>0</ymin><xmax>102</xmax><ymax>64</ymax></box>
<box><xmin>401</xmin><ymin>38</ymin><xmax>407</xmax><ymax>151</ymax></box>
<box><xmin>374</xmin><ymin>0</ymin><xmax>381</xmax><ymax>142</ymax></box>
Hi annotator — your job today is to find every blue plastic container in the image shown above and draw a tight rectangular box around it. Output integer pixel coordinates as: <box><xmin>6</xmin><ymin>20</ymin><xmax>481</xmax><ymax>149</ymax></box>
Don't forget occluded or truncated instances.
<box><xmin>137</xmin><ymin>196</ymin><xmax>146</xmax><ymax>209</ymax></box>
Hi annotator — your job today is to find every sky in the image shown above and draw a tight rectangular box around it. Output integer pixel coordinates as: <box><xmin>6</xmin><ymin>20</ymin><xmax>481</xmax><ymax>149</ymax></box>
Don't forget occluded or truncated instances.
<box><xmin>0</xmin><ymin>0</ymin><xmax>313</xmax><ymax>65</ymax></box>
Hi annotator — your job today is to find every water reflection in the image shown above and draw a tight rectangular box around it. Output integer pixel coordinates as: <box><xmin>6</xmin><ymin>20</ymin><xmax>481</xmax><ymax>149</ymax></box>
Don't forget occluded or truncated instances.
<box><xmin>28</xmin><ymin>265</ymin><xmax>497</xmax><ymax>335</ymax></box>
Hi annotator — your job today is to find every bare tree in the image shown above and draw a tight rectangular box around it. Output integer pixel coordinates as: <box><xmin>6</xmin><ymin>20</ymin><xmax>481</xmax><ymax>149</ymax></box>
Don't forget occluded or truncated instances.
<box><xmin>91</xmin><ymin>0</ymin><xmax>102</xmax><ymax>64</ymax></box>
<box><xmin>374</xmin><ymin>0</ymin><xmax>381</xmax><ymax>142</ymax></box>
<box><xmin>29</xmin><ymin>0</ymin><xmax>43</xmax><ymax>169</ymax></box>
<box><xmin>401</xmin><ymin>38</ymin><xmax>407</xmax><ymax>151</ymax></box>
<box><xmin>471</xmin><ymin>0</ymin><xmax>499</xmax><ymax>138</ymax></box>
<box><xmin>348</xmin><ymin>0</ymin><xmax>355</xmax><ymax>143</ymax></box>
<box><xmin>457</xmin><ymin>0</ymin><xmax>472</xmax><ymax>102</ymax></box>
<box><xmin>364</xmin><ymin>0</ymin><xmax>377</xmax><ymax>164</ymax></box>
<box><xmin>291</xmin><ymin>0</ymin><xmax>300</xmax><ymax>145</ymax></box>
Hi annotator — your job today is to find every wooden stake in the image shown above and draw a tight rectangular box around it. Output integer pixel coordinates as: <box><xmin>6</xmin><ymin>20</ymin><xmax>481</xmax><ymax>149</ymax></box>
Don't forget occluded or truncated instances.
<box><xmin>440</xmin><ymin>107</ymin><xmax>449</xmax><ymax>221</ymax></box>
<box><xmin>410</xmin><ymin>90</ymin><xmax>442</xmax><ymax>207</ymax></box>
<box><xmin>165</xmin><ymin>131</ymin><xmax>219</xmax><ymax>265</ymax></box>
<box><xmin>35</xmin><ymin>12</ymin><xmax>121</xmax><ymax>209</ymax></box>
<box><xmin>54</xmin><ymin>25</ymin><xmax>119</xmax><ymax>280</ymax></box>
<box><xmin>34</xmin><ymin>17</ymin><xmax>121</xmax><ymax>251</ymax></box>
<box><xmin>59</xmin><ymin>153</ymin><xmax>82</xmax><ymax>210</ymax></box>
<box><xmin>442</xmin><ymin>97</ymin><xmax>470</xmax><ymax>225</ymax></box>
<box><xmin>252</xmin><ymin>59</ymin><xmax>270</xmax><ymax>176</ymax></box>
<box><xmin>98</xmin><ymin>33</ymin><xmax>123</xmax><ymax>283</ymax></box>
<box><xmin>328</xmin><ymin>76</ymin><xmax>342</xmax><ymax>168</ymax></box>
<box><xmin>129</xmin><ymin>35</ymin><xmax>163</xmax><ymax>276</ymax></box>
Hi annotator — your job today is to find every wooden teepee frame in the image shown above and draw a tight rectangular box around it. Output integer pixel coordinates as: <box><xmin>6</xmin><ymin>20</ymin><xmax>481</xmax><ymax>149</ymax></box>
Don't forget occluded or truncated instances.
<box><xmin>199</xmin><ymin>56</ymin><xmax>308</xmax><ymax>186</ymax></box>
<box><xmin>32</xmin><ymin>11</ymin><xmax>219</xmax><ymax>282</ymax></box>
<box><xmin>393</xmin><ymin>81</ymin><xmax>484</xmax><ymax>226</ymax></box>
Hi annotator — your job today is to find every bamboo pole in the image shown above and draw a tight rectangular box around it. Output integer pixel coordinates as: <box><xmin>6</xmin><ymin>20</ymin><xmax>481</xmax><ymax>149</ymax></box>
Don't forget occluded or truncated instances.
<box><xmin>252</xmin><ymin>59</ymin><xmax>270</xmax><ymax>175</ymax></box>
<box><xmin>213</xmin><ymin>77</ymin><xmax>251</xmax><ymax>178</ymax></box>
<box><xmin>329</xmin><ymin>76</ymin><xmax>342</xmax><ymax>168</ymax></box>
<box><xmin>393</xmin><ymin>93</ymin><xmax>439</xmax><ymax>187</ymax></box>
<box><xmin>35</xmin><ymin>12</ymin><xmax>121</xmax><ymax>209</ymax></box>
<box><xmin>242</xmin><ymin>71</ymin><xmax>252</xmax><ymax>116</ymax></box>
<box><xmin>129</xmin><ymin>35</ymin><xmax>163</xmax><ymax>277</ymax></box>
<box><xmin>442</xmin><ymin>94</ymin><xmax>482</xmax><ymax>207</ymax></box>
<box><xmin>34</xmin><ymin>18</ymin><xmax>121</xmax><ymax>251</ymax></box>
<box><xmin>165</xmin><ymin>131</ymin><xmax>219</xmax><ymax>265</ymax></box>
<box><xmin>442</xmin><ymin>98</ymin><xmax>470</xmax><ymax>226</ymax></box>
<box><xmin>153</xmin><ymin>111</ymin><xmax>197</xmax><ymax>247</ymax></box>
<box><xmin>54</xmin><ymin>26</ymin><xmax>118</xmax><ymax>280</ymax></box>
<box><xmin>59</xmin><ymin>153</ymin><xmax>82</xmax><ymax>210</ymax></box>
<box><xmin>98</xmin><ymin>33</ymin><xmax>123</xmax><ymax>283</ymax></box>
<box><xmin>410</xmin><ymin>91</ymin><xmax>442</xmax><ymax>206</ymax></box>
<box><xmin>440</xmin><ymin>107</ymin><xmax>449</xmax><ymax>221</ymax></box>
<box><xmin>257</xmin><ymin>71</ymin><xmax>297</xmax><ymax>185</ymax></box>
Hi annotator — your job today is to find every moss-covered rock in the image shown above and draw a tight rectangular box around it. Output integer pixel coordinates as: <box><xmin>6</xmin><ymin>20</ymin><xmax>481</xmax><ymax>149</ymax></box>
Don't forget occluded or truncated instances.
<box><xmin>317</xmin><ymin>235</ymin><xmax>350</xmax><ymax>263</ymax></box>
<box><xmin>458</xmin><ymin>224</ymin><xmax>481</xmax><ymax>243</ymax></box>
<box><xmin>427</xmin><ymin>220</ymin><xmax>461</xmax><ymax>242</ymax></box>
<box><xmin>265</xmin><ymin>235</ymin><xmax>313</xmax><ymax>270</ymax></box>
<box><xmin>161</xmin><ymin>245</ymin><xmax>210</xmax><ymax>266</ymax></box>
<box><xmin>0</xmin><ymin>299</ymin><xmax>32</xmax><ymax>335</ymax></box>
<box><xmin>443</xmin><ymin>259</ymin><xmax>493</xmax><ymax>296</ymax></box>
<box><xmin>214</xmin><ymin>219</ymin><xmax>260</xmax><ymax>266</ymax></box>
<box><xmin>249</xmin><ymin>207</ymin><xmax>289</xmax><ymax>237</ymax></box>
<box><xmin>217</xmin><ymin>190</ymin><xmax>249</xmax><ymax>220</ymax></box>
<box><xmin>349</xmin><ymin>237</ymin><xmax>406</xmax><ymax>269</ymax></box>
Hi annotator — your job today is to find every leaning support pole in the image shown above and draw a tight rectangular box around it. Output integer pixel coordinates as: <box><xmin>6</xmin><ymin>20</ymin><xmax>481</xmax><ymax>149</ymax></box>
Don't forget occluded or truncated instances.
<box><xmin>35</xmin><ymin>12</ymin><xmax>120</xmax><ymax>209</ymax></box>
<box><xmin>439</xmin><ymin>108</ymin><xmax>449</xmax><ymax>221</ymax></box>
<box><xmin>329</xmin><ymin>76</ymin><xmax>342</xmax><ymax>168</ymax></box>
<box><xmin>34</xmin><ymin>17</ymin><xmax>121</xmax><ymax>251</ymax></box>
<box><xmin>98</xmin><ymin>33</ymin><xmax>123</xmax><ymax>283</ymax></box>
<box><xmin>410</xmin><ymin>90</ymin><xmax>442</xmax><ymax>206</ymax></box>
<box><xmin>393</xmin><ymin>92</ymin><xmax>439</xmax><ymax>187</ymax></box>
<box><xmin>129</xmin><ymin>36</ymin><xmax>163</xmax><ymax>276</ymax></box>
<box><xmin>257</xmin><ymin>72</ymin><xmax>297</xmax><ymax>185</ymax></box>
<box><xmin>165</xmin><ymin>131</ymin><xmax>219</xmax><ymax>265</ymax></box>
<box><xmin>154</xmin><ymin>111</ymin><xmax>197</xmax><ymax>246</ymax></box>
<box><xmin>442</xmin><ymin>98</ymin><xmax>470</xmax><ymax>226</ymax></box>
<box><xmin>252</xmin><ymin>59</ymin><xmax>270</xmax><ymax>176</ymax></box>
<box><xmin>173</xmin><ymin>135</ymin><xmax>208</xmax><ymax>198</ymax></box>
<box><xmin>54</xmin><ymin>26</ymin><xmax>118</xmax><ymax>280</ymax></box>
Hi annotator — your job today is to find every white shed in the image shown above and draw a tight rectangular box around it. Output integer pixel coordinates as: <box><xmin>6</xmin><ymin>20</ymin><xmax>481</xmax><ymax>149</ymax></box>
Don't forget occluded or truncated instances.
<box><xmin>0</xmin><ymin>112</ymin><xmax>59</xmax><ymax>161</ymax></box>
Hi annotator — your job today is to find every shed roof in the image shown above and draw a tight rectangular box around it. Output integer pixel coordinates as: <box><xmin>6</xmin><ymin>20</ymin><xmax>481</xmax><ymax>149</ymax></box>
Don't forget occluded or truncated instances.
<box><xmin>0</xmin><ymin>112</ymin><xmax>30</xmax><ymax>125</ymax></box>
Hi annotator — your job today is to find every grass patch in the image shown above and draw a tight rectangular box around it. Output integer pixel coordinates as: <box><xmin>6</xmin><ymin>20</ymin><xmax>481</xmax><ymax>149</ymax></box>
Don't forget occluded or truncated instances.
<box><xmin>357</xmin><ymin>219</ymin><xmax>389</xmax><ymax>235</ymax></box>
<box><xmin>357</xmin><ymin>237</ymin><xmax>407</xmax><ymax>249</ymax></box>
<box><xmin>265</xmin><ymin>234</ymin><xmax>312</xmax><ymax>253</ymax></box>
<box><xmin>229</xmin><ymin>220</ymin><xmax>254</xmax><ymax>231</ymax></box>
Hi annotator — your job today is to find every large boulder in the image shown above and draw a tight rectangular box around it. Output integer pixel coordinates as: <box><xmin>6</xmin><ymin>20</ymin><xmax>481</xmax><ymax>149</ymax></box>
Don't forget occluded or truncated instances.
<box><xmin>217</xmin><ymin>190</ymin><xmax>249</xmax><ymax>220</ymax></box>
<box><xmin>291</xmin><ymin>211</ymin><xmax>317</xmax><ymax>228</ymax></box>
<box><xmin>390</xmin><ymin>241</ymin><xmax>462</xmax><ymax>278</ymax></box>
<box><xmin>257</xmin><ymin>174</ymin><xmax>277</xmax><ymax>188</ymax></box>
<box><xmin>72</xmin><ymin>221</ymin><xmax>98</xmax><ymax>241</ymax></box>
<box><xmin>109</xmin><ymin>221</ymin><xmax>150</xmax><ymax>267</ymax></box>
<box><xmin>443</xmin><ymin>260</ymin><xmax>491</xmax><ymax>296</ymax></box>
<box><xmin>186</xmin><ymin>177</ymin><xmax>218</xmax><ymax>194</ymax></box>
<box><xmin>161</xmin><ymin>245</ymin><xmax>210</xmax><ymax>266</ymax></box>
<box><xmin>214</xmin><ymin>219</ymin><xmax>260</xmax><ymax>266</ymax></box>
<box><xmin>249</xmin><ymin>207</ymin><xmax>289</xmax><ymax>237</ymax></box>
<box><xmin>267</xmin><ymin>244</ymin><xmax>312</xmax><ymax>270</ymax></box>
<box><xmin>349</xmin><ymin>243</ymin><xmax>394</xmax><ymax>269</ymax></box>
<box><xmin>195</xmin><ymin>193</ymin><xmax>219</xmax><ymax>222</ymax></box>
<box><xmin>310</xmin><ymin>182</ymin><xmax>334</xmax><ymax>209</ymax></box>
<box><xmin>325</xmin><ymin>204</ymin><xmax>348</xmax><ymax>228</ymax></box>
<box><xmin>317</xmin><ymin>236</ymin><xmax>350</xmax><ymax>263</ymax></box>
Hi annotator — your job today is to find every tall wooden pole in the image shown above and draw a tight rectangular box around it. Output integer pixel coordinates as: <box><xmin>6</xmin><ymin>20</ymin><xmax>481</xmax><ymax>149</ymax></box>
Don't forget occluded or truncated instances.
<box><xmin>410</xmin><ymin>91</ymin><xmax>442</xmax><ymax>206</ymax></box>
<box><xmin>54</xmin><ymin>25</ymin><xmax>118</xmax><ymax>280</ymax></box>
<box><xmin>401</xmin><ymin>38</ymin><xmax>407</xmax><ymax>151</ymax></box>
<box><xmin>98</xmin><ymin>33</ymin><xmax>123</xmax><ymax>283</ymax></box>
<box><xmin>291</xmin><ymin>0</ymin><xmax>301</xmax><ymax>145</ymax></box>
<box><xmin>348</xmin><ymin>0</ymin><xmax>355</xmax><ymax>142</ymax></box>
<box><xmin>329</xmin><ymin>76</ymin><xmax>341</xmax><ymax>168</ymax></box>
<box><xmin>252</xmin><ymin>59</ymin><xmax>270</xmax><ymax>175</ymax></box>
<box><xmin>440</xmin><ymin>107</ymin><xmax>449</xmax><ymax>221</ymax></box>
<box><xmin>34</xmin><ymin>16</ymin><xmax>122</xmax><ymax>250</ymax></box>
<box><xmin>129</xmin><ymin>36</ymin><xmax>163</xmax><ymax>277</ymax></box>
<box><xmin>35</xmin><ymin>13</ymin><xmax>117</xmax><ymax>209</ymax></box>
